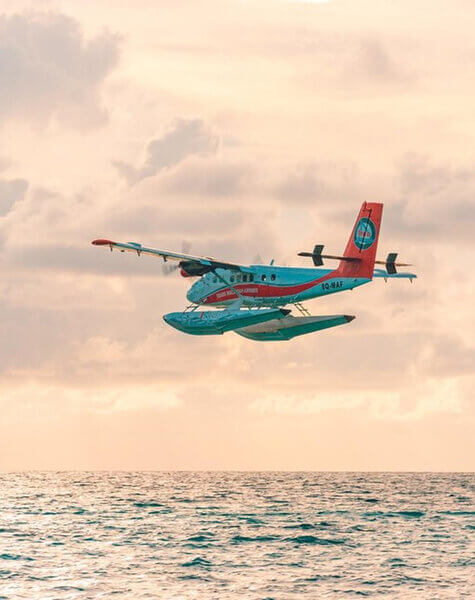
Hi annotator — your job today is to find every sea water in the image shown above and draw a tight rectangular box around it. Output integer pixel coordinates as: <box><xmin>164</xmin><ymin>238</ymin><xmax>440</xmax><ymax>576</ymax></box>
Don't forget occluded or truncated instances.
<box><xmin>0</xmin><ymin>472</ymin><xmax>473</xmax><ymax>599</ymax></box>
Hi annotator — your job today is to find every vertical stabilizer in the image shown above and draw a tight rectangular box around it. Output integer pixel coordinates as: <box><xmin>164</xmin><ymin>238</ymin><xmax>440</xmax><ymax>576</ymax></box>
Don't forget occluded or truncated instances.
<box><xmin>338</xmin><ymin>202</ymin><xmax>383</xmax><ymax>279</ymax></box>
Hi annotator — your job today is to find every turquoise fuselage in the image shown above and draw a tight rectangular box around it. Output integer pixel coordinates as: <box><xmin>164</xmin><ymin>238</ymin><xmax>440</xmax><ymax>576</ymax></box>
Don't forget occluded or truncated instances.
<box><xmin>186</xmin><ymin>265</ymin><xmax>370</xmax><ymax>308</ymax></box>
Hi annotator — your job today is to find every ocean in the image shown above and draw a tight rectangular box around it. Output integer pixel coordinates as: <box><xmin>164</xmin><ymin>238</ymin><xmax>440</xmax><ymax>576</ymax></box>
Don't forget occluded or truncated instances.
<box><xmin>0</xmin><ymin>472</ymin><xmax>473</xmax><ymax>599</ymax></box>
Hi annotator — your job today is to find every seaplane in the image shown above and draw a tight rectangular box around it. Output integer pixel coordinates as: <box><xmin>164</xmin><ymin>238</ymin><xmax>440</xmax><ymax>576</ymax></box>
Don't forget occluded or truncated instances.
<box><xmin>92</xmin><ymin>202</ymin><xmax>416</xmax><ymax>341</ymax></box>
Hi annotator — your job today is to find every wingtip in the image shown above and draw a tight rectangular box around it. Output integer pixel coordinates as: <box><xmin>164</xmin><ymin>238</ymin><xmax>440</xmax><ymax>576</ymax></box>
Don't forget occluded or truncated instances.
<box><xmin>92</xmin><ymin>238</ymin><xmax>114</xmax><ymax>246</ymax></box>
<box><xmin>344</xmin><ymin>315</ymin><xmax>356</xmax><ymax>323</ymax></box>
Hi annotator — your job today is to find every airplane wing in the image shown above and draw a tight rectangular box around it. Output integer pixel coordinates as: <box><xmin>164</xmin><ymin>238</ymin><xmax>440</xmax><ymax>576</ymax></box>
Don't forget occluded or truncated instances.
<box><xmin>91</xmin><ymin>238</ymin><xmax>245</xmax><ymax>274</ymax></box>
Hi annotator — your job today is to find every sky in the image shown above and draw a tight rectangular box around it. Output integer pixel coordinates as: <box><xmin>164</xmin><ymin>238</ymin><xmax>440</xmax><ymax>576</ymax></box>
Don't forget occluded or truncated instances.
<box><xmin>0</xmin><ymin>0</ymin><xmax>473</xmax><ymax>471</ymax></box>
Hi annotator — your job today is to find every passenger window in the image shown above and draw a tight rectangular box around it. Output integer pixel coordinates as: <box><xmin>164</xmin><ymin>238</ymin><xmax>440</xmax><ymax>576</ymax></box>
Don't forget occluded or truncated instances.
<box><xmin>230</xmin><ymin>275</ymin><xmax>235</xmax><ymax>282</ymax></box>
<box><xmin>261</xmin><ymin>274</ymin><xmax>266</xmax><ymax>282</ymax></box>
<box><xmin>271</xmin><ymin>274</ymin><xmax>276</xmax><ymax>281</ymax></box>
<box><xmin>242</xmin><ymin>274</ymin><xmax>247</xmax><ymax>282</ymax></box>
<box><xmin>249</xmin><ymin>274</ymin><xmax>254</xmax><ymax>282</ymax></box>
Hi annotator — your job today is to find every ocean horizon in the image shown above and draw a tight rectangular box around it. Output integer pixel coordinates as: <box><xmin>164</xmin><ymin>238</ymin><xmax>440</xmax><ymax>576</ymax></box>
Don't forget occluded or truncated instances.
<box><xmin>0</xmin><ymin>471</ymin><xmax>473</xmax><ymax>598</ymax></box>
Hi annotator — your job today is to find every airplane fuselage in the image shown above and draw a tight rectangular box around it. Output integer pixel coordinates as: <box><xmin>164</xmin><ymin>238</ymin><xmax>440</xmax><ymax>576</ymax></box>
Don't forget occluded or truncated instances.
<box><xmin>92</xmin><ymin>202</ymin><xmax>417</xmax><ymax>341</ymax></box>
<box><xmin>186</xmin><ymin>265</ymin><xmax>370</xmax><ymax>308</ymax></box>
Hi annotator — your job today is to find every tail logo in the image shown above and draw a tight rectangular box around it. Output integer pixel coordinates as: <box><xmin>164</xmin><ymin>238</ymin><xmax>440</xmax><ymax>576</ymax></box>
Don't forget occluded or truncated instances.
<box><xmin>354</xmin><ymin>217</ymin><xmax>376</xmax><ymax>250</ymax></box>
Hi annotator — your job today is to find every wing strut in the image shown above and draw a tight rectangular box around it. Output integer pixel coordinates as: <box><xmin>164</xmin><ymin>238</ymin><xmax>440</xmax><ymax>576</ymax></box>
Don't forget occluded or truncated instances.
<box><xmin>213</xmin><ymin>269</ymin><xmax>245</xmax><ymax>305</ymax></box>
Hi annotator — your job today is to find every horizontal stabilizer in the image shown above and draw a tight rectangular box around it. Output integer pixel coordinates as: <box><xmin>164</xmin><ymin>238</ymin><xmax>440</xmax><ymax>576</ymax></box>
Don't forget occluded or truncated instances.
<box><xmin>235</xmin><ymin>314</ymin><xmax>355</xmax><ymax>342</ymax></box>
<box><xmin>299</xmin><ymin>249</ymin><xmax>412</xmax><ymax>273</ymax></box>
<box><xmin>298</xmin><ymin>247</ymin><xmax>360</xmax><ymax>264</ymax></box>
<box><xmin>374</xmin><ymin>252</ymin><xmax>411</xmax><ymax>275</ymax></box>
<box><xmin>163</xmin><ymin>308</ymin><xmax>289</xmax><ymax>336</ymax></box>
<box><xmin>373</xmin><ymin>269</ymin><xmax>417</xmax><ymax>281</ymax></box>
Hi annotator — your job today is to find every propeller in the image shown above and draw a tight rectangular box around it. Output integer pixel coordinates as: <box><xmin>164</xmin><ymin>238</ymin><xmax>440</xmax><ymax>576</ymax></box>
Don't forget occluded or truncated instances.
<box><xmin>162</xmin><ymin>240</ymin><xmax>192</xmax><ymax>276</ymax></box>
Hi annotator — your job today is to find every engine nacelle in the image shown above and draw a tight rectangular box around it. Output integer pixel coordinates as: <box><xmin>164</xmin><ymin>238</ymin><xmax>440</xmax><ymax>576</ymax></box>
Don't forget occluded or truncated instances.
<box><xmin>179</xmin><ymin>260</ymin><xmax>211</xmax><ymax>277</ymax></box>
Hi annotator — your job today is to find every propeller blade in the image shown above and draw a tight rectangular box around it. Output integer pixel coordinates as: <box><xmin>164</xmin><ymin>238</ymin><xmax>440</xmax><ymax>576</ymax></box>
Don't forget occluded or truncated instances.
<box><xmin>162</xmin><ymin>262</ymin><xmax>179</xmax><ymax>276</ymax></box>
<box><xmin>162</xmin><ymin>240</ymin><xmax>192</xmax><ymax>276</ymax></box>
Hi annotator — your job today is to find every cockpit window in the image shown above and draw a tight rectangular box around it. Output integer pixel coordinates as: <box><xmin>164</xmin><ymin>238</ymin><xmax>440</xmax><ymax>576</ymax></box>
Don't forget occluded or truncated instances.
<box><xmin>230</xmin><ymin>275</ymin><xmax>235</xmax><ymax>282</ymax></box>
<box><xmin>261</xmin><ymin>274</ymin><xmax>267</xmax><ymax>282</ymax></box>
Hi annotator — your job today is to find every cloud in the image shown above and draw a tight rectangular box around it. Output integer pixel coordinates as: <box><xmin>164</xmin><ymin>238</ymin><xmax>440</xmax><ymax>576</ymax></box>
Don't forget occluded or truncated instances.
<box><xmin>272</xmin><ymin>161</ymin><xmax>360</xmax><ymax>206</ymax></box>
<box><xmin>6</xmin><ymin>244</ymin><xmax>168</xmax><ymax>277</ymax></box>
<box><xmin>0</xmin><ymin>12</ymin><xmax>120</xmax><ymax>128</ymax></box>
<box><xmin>250</xmin><ymin>370</ymin><xmax>471</xmax><ymax>422</ymax></box>
<box><xmin>110</xmin><ymin>204</ymin><xmax>247</xmax><ymax>237</ymax></box>
<box><xmin>0</xmin><ymin>158</ymin><xmax>12</xmax><ymax>172</ymax></box>
<box><xmin>114</xmin><ymin>119</ymin><xmax>219</xmax><ymax>184</ymax></box>
<box><xmin>0</xmin><ymin>178</ymin><xmax>28</xmax><ymax>215</ymax></box>
<box><xmin>273</xmin><ymin>164</ymin><xmax>324</xmax><ymax>203</ymax></box>
<box><xmin>0</xmin><ymin>186</ymin><xmax>93</xmax><ymax>247</ymax></box>
<box><xmin>423</xmin><ymin>335</ymin><xmax>475</xmax><ymax>378</ymax></box>
<box><xmin>385</xmin><ymin>154</ymin><xmax>475</xmax><ymax>241</ymax></box>
<box><xmin>1</xmin><ymin>1</ymin><xmax>474</xmax><ymax>470</ymax></box>
<box><xmin>0</xmin><ymin>383</ymin><xmax>181</xmax><ymax>423</ymax></box>
<box><xmin>351</xmin><ymin>38</ymin><xmax>407</xmax><ymax>84</ymax></box>
<box><xmin>162</xmin><ymin>160</ymin><xmax>252</xmax><ymax>197</ymax></box>
<box><xmin>0</xmin><ymin>174</ymin><xmax>277</xmax><ymax>279</ymax></box>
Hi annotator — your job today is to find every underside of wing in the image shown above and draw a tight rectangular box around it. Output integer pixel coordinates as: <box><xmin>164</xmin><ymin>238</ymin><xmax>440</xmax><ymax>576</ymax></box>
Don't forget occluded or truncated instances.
<box><xmin>91</xmin><ymin>238</ymin><xmax>245</xmax><ymax>275</ymax></box>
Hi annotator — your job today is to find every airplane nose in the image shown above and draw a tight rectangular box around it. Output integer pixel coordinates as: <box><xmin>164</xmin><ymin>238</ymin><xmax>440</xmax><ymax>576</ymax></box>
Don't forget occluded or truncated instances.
<box><xmin>186</xmin><ymin>285</ymin><xmax>197</xmax><ymax>304</ymax></box>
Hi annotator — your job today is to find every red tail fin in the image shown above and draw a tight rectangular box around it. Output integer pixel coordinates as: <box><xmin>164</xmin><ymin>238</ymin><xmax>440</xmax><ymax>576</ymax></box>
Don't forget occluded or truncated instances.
<box><xmin>338</xmin><ymin>202</ymin><xmax>383</xmax><ymax>279</ymax></box>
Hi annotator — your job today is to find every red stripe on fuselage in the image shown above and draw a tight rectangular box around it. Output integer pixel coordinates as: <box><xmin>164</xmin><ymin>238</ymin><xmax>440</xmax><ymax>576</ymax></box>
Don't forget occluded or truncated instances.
<box><xmin>202</xmin><ymin>271</ymin><xmax>336</xmax><ymax>304</ymax></box>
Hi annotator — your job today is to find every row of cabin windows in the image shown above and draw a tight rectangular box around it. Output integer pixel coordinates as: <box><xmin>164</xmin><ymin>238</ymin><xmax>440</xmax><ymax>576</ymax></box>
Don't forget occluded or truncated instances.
<box><xmin>212</xmin><ymin>273</ymin><xmax>277</xmax><ymax>284</ymax></box>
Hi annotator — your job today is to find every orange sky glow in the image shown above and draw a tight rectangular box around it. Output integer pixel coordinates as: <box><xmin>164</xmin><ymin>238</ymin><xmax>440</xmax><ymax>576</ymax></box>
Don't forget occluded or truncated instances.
<box><xmin>0</xmin><ymin>0</ymin><xmax>473</xmax><ymax>471</ymax></box>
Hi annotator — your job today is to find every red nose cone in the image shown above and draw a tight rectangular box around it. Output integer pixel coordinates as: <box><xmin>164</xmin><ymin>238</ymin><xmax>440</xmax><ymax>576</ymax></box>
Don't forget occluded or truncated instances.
<box><xmin>92</xmin><ymin>239</ymin><xmax>115</xmax><ymax>245</ymax></box>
